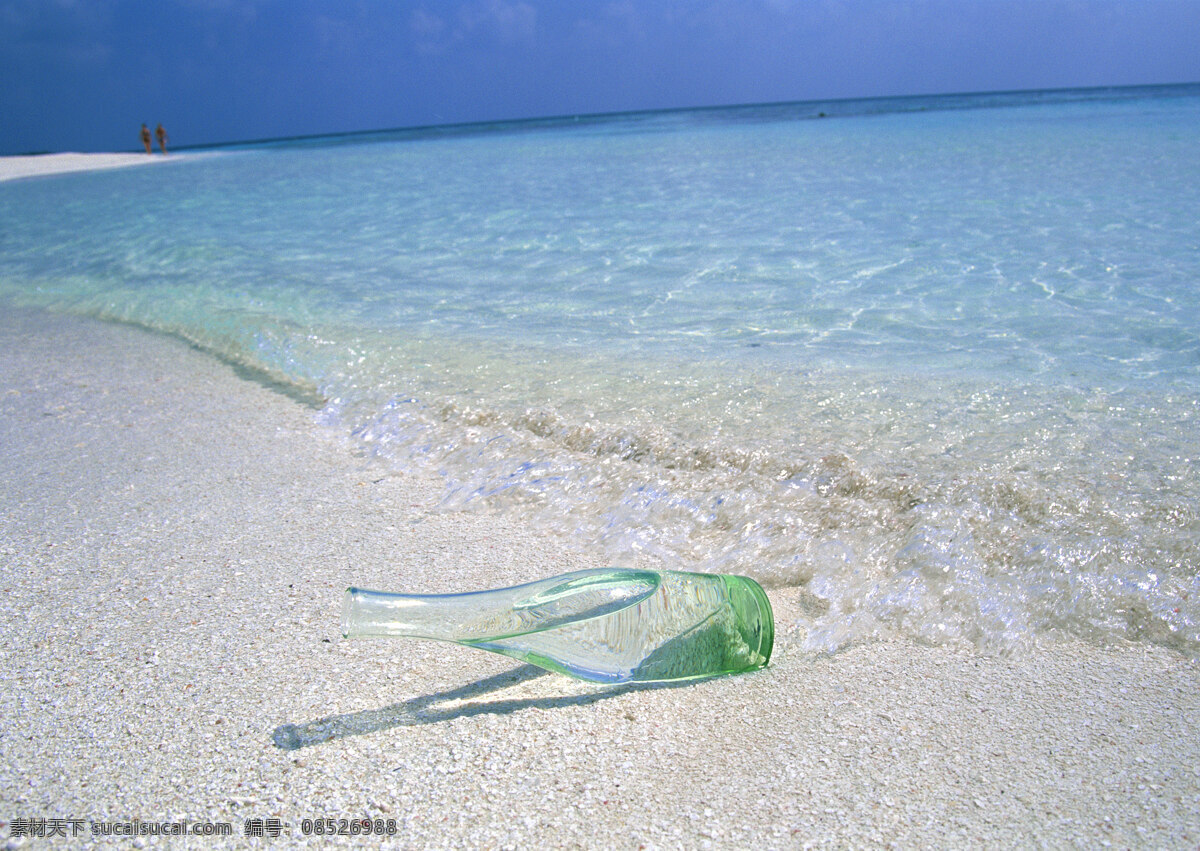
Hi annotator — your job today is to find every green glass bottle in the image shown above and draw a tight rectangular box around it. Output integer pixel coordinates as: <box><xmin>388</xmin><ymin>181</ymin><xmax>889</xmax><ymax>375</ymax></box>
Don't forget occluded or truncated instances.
<box><xmin>342</xmin><ymin>568</ymin><xmax>773</xmax><ymax>684</ymax></box>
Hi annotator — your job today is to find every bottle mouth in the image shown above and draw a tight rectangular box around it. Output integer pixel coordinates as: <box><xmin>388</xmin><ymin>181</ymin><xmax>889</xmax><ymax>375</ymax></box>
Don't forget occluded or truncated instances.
<box><xmin>341</xmin><ymin>588</ymin><xmax>352</xmax><ymax>638</ymax></box>
<box><xmin>341</xmin><ymin>587</ymin><xmax>363</xmax><ymax>639</ymax></box>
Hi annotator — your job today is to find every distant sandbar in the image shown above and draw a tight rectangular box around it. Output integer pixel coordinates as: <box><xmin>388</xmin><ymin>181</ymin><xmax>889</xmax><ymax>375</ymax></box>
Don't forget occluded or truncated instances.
<box><xmin>0</xmin><ymin>152</ymin><xmax>175</xmax><ymax>182</ymax></box>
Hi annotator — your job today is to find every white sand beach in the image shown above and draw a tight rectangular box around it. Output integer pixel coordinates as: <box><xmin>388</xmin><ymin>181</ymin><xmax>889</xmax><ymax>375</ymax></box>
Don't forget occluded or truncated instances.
<box><xmin>1</xmin><ymin>308</ymin><xmax>1199</xmax><ymax>847</ymax></box>
<box><xmin>0</xmin><ymin>153</ymin><xmax>172</xmax><ymax>183</ymax></box>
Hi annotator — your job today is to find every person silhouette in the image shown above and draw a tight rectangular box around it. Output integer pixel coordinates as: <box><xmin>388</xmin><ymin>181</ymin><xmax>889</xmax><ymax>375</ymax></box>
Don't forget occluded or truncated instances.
<box><xmin>155</xmin><ymin>123</ymin><xmax>168</xmax><ymax>154</ymax></box>
<box><xmin>140</xmin><ymin>124</ymin><xmax>152</xmax><ymax>154</ymax></box>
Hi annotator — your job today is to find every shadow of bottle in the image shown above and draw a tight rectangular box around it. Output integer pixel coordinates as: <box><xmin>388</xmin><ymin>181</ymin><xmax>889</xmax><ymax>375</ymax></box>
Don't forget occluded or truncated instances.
<box><xmin>272</xmin><ymin>663</ymin><xmax>701</xmax><ymax>751</ymax></box>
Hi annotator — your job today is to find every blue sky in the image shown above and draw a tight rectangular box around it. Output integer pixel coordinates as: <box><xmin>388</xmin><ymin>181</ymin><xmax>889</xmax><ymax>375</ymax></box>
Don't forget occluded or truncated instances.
<box><xmin>2</xmin><ymin>0</ymin><xmax>1198</xmax><ymax>154</ymax></box>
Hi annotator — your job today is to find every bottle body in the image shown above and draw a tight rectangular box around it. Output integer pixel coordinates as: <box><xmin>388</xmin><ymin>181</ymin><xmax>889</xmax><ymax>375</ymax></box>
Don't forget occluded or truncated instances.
<box><xmin>342</xmin><ymin>568</ymin><xmax>773</xmax><ymax>684</ymax></box>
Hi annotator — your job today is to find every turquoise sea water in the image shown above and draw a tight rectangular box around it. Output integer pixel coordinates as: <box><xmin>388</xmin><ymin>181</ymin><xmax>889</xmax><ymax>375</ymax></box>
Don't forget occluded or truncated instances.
<box><xmin>4</xmin><ymin>84</ymin><xmax>1199</xmax><ymax>655</ymax></box>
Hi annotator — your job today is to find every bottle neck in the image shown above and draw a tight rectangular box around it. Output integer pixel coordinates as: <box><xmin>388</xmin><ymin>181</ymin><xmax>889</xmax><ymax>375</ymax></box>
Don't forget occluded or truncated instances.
<box><xmin>341</xmin><ymin>568</ymin><xmax>662</xmax><ymax>643</ymax></box>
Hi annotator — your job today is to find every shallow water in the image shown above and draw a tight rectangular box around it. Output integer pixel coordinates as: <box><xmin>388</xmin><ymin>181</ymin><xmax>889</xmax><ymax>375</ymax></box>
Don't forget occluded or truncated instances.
<box><xmin>4</xmin><ymin>84</ymin><xmax>1199</xmax><ymax>655</ymax></box>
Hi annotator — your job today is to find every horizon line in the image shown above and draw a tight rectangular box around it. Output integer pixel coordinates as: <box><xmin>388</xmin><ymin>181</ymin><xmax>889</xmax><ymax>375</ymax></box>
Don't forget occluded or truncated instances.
<box><xmin>176</xmin><ymin>80</ymin><xmax>1200</xmax><ymax>153</ymax></box>
<box><xmin>7</xmin><ymin>79</ymin><xmax>1199</xmax><ymax>158</ymax></box>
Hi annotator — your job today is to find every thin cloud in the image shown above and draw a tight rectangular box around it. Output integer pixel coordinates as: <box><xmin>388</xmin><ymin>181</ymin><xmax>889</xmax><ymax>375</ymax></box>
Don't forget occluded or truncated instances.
<box><xmin>411</xmin><ymin>0</ymin><xmax>535</xmax><ymax>54</ymax></box>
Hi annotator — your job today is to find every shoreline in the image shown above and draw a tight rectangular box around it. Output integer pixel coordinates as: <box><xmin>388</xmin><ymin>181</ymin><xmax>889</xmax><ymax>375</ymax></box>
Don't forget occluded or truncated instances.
<box><xmin>0</xmin><ymin>152</ymin><xmax>178</xmax><ymax>183</ymax></box>
<box><xmin>1</xmin><ymin>307</ymin><xmax>1199</xmax><ymax>847</ymax></box>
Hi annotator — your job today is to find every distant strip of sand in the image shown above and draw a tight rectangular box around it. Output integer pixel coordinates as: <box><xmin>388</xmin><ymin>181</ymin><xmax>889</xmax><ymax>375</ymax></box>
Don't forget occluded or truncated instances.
<box><xmin>0</xmin><ymin>152</ymin><xmax>173</xmax><ymax>182</ymax></box>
